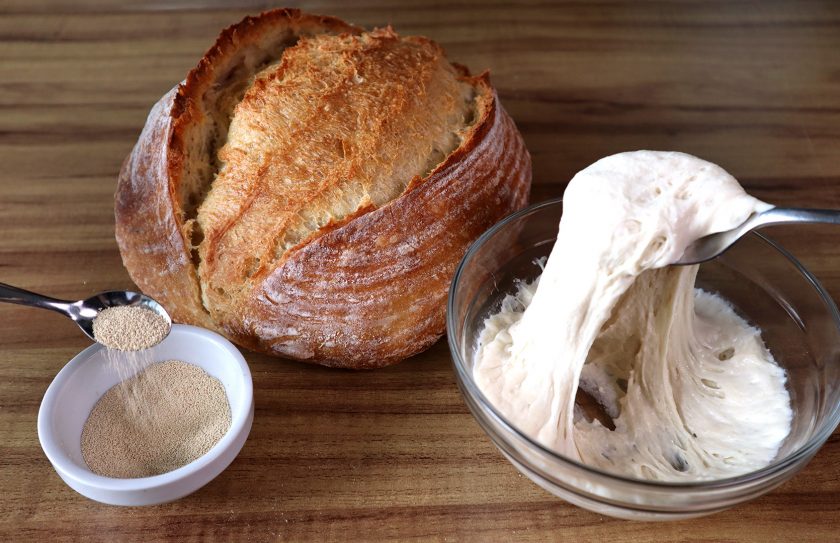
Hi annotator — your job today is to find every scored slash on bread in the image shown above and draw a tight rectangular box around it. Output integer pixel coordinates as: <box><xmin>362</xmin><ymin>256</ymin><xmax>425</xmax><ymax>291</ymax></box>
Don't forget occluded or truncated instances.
<box><xmin>115</xmin><ymin>8</ymin><xmax>531</xmax><ymax>368</ymax></box>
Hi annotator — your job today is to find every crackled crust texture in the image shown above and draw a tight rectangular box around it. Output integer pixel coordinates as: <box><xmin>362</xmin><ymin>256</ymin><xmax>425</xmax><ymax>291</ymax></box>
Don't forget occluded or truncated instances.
<box><xmin>115</xmin><ymin>8</ymin><xmax>531</xmax><ymax>368</ymax></box>
<box><xmin>116</xmin><ymin>9</ymin><xmax>357</xmax><ymax>328</ymax></box>
<box><xmin>197</xmin><ymin>28</ymin><xmax>478</xmax><ymax>319</ymax></box>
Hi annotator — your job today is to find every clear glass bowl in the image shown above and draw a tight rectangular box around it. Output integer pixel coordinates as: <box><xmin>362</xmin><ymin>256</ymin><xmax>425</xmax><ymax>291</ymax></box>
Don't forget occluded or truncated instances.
<box><xmin>447</xmin><ymin>198</ymin><xmax>840</xmax><ymax>520</ymax></box>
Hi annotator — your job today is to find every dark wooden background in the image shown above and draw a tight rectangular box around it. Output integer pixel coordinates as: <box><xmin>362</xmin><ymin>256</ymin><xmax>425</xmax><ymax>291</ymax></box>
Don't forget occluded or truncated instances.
<box><xmin>1</xmin><ymin>1</ymin><xmax>838</xmax><ymax>541</ymax></box>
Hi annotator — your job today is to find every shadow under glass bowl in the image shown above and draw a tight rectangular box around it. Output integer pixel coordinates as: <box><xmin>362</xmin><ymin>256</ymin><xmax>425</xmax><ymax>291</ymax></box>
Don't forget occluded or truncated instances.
<box><xmin>447</xmin><ymin>198</ymin><xmax>840</xmax><ymax>520</ymax></box>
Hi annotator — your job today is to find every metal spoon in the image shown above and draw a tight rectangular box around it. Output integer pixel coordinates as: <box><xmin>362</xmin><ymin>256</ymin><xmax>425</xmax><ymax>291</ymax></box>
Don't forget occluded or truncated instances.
<box><xmin>675</xmin><ymin>207</ymin><xmax>840</xmax><ymax>265</ymax></box>
<box><xmin>0</xmin><ymin>282</ymin><xmax>172</xmax><ymax>345</ymax></box>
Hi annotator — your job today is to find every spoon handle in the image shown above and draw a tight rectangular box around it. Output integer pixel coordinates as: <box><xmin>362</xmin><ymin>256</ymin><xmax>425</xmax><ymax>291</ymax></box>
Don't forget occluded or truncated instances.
<box><xmin>752</xmin><ymin>207</ymin><xmax>840</xmax><ymax>228</ymax></box>
<box><xmin>0</xmin><ymin>282</ymin><xmax>72</xmax><ymax>316</ymax></box>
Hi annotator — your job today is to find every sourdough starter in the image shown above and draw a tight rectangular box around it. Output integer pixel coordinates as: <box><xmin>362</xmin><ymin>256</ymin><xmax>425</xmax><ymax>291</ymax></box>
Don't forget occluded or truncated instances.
<box><xmin>473</xmin><ymin>151</ymin><xmax>792</xmax><ymax>481</ymax></box>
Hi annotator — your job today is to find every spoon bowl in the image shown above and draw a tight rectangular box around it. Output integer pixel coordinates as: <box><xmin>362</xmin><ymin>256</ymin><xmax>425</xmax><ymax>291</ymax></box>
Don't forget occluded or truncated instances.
<box><xmin>72</xmin><ymin>290</ymin><xmax>172</xmax><ymax>343</ymax></box>
<box><xmin>0</xmin><ymin>283</ymin><xmax>172</xmax><ymax>346</ymax></box>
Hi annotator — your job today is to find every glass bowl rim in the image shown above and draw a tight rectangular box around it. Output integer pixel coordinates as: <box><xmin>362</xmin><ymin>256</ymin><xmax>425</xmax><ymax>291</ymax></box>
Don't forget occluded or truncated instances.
<box><xmin>447</xmin><ymin>197</ymin><xmax>840</xmax><ymax>490</ymax></box>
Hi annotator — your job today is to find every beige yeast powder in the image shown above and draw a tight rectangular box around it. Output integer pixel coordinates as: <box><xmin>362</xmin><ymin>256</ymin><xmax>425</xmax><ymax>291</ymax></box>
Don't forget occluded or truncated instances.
<box><xmin>81</xmin><ymin>360</ymin><xmax>232</xmax><ymax>478</ymax></box>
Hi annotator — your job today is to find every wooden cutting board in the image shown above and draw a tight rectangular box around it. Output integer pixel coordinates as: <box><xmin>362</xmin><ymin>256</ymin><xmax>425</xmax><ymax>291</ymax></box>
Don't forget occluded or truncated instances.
<box><xmin>1</xmin><ymin>1</ymin><xmax>838</xmax><ymax>540</ymax></box>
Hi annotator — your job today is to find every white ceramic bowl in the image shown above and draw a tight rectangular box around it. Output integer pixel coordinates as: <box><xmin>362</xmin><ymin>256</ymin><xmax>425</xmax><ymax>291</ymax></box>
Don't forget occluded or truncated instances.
<box><xmin>38</xmin><ymin>324</ymin><xmax>254</xmax><ymax>506</ymax></box>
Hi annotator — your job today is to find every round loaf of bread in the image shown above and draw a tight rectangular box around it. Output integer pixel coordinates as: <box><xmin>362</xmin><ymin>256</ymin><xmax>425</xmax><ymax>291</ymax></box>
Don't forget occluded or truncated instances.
<box><xmin>115</xmin><ymin>8</ymin><xmax>531</xmax><ymax>368</ymax></box>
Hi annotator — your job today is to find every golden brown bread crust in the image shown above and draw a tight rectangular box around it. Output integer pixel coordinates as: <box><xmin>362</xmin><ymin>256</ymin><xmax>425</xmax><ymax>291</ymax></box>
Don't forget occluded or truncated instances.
<box><xmin>196</xmin><ymin>27</ymin><xmax>480</xmax><ymax>326</ymax></box>
<box><xmin>116</xmin><ymin>88</ymin><xmax>213</xmax><ymax>328</ymax></box>
<box><xmin>116</xmin><ymin>9</ymin><xmax>359</xmax><ymax>328</ymax></box>
<box><xmin>241</xmin><ymin>86</ymin><xmax>530</xmax><ymax>367</ymax></box>
<box><xmin>115</xmin><ymin>8</ymin><xmax>531</xmax><ymax>368</ymax></box>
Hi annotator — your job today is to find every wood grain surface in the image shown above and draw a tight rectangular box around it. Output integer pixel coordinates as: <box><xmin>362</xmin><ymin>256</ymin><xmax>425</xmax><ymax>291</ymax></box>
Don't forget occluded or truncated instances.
<box><xmin>1</xmin><ymin>1</ymin><xmax>839</xmax><ymax>541</ymax></box>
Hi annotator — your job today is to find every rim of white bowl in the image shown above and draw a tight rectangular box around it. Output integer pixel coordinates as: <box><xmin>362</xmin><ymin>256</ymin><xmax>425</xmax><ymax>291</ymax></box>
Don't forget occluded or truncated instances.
<box><xmin>37</xmin><ymin>324</ymin><xmax>253</xmax><ymax>492</ymax></box>
<box><xmin>447</xmin><ymin>197</ymin><xmax>840</xmax><ymax>490</ymax></box>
